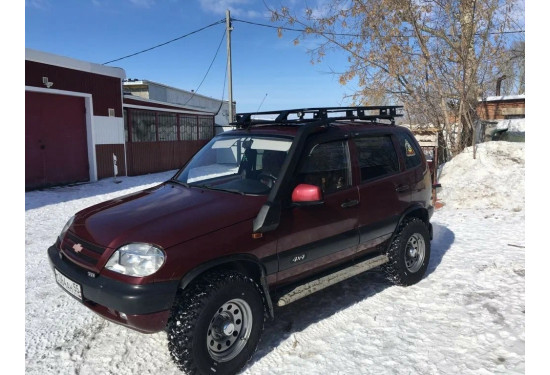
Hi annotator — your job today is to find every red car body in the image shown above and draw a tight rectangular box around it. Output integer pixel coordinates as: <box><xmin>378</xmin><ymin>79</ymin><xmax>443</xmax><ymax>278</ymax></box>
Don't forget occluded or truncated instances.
<box><xmin>49</xmin><ymin>114</ymin><xmax>433</xmax><ymax>334</ymax></box>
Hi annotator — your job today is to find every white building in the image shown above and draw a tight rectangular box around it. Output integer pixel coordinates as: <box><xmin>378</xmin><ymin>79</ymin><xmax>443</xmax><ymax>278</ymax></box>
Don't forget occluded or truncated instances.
<box><xmin>123</xmin><ymin>80</ymin><xmax>235</xmax><ymax>133</ymax></box>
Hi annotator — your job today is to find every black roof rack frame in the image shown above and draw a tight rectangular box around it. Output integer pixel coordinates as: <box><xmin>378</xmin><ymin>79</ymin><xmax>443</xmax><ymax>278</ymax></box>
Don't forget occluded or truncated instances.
<box><xmin>234</xmin><ymin>106</ymin><xmax>404</xmax><ymax>129</ymax></box>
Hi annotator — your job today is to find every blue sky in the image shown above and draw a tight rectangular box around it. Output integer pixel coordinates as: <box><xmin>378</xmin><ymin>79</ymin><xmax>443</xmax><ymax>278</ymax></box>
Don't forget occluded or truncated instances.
<box><xmin>25</xmin><ymin>0</ymin><xmax>355</xmax><ymax>113</ymax></box>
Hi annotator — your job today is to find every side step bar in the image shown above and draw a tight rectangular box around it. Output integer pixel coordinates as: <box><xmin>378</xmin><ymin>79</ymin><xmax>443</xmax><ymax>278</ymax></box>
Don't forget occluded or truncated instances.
<box><xmin>276</xmin><ymin>254</ymin><xmax>389</xmax><ymax>307</ymax></box>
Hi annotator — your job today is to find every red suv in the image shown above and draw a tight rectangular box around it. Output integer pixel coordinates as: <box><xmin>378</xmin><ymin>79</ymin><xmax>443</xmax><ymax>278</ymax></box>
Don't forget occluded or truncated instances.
<box><xmin>48</xmin><ymin>106</ymin><xmax>434</xmax><ymax>375</ymax></box>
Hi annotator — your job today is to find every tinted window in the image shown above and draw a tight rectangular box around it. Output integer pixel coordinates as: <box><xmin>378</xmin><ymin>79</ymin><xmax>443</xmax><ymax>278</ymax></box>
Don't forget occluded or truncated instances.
<box><xmin>398</xmin><ymin>133</ymin><xmax>422</xmax><ymax>169</ymax></box>
<box><xmin>298</xmin><ymin>141</ymin><xmax>351</xmax><ymax>194</ymax></box>
<box><xmin>355</xmin><ymin>136</ymin><xmax>399</xmax><ymax>182</ymax></box>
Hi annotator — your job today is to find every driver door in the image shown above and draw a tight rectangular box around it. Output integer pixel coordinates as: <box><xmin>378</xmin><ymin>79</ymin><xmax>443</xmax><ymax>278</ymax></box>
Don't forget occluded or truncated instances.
<box><xmin>274</xmin><ymin>139</ymin><xmax>360</xmax><ymax>286</ymax></box>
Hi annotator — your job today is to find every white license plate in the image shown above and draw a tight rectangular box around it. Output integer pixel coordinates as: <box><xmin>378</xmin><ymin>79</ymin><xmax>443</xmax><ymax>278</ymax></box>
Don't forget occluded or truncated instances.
<box><xmin>54</xmin><ymin>269</ymin><xmax>82</xmax><ymax>300</ymax></box>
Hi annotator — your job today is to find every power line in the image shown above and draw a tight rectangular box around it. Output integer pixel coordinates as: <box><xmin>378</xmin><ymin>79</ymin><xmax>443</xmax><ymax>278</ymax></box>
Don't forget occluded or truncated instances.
<box><xmin>183</xmin><ymin>29</ymin><xmax>227</xmax><ymax>106</ymax></box>
<box><xmin>103</xmin><ymin>19</ymin><xmax>225</xmax><ymax>65</ymax></box>
<box><xmin>256</xmin><ymin>93</ymin><xmax>268</xmax><ymax>112</ymax></box>
<box><xmin>231</xmin><ymin>17</ymin><xmax>524</xmax><ymax>38</ymax></box>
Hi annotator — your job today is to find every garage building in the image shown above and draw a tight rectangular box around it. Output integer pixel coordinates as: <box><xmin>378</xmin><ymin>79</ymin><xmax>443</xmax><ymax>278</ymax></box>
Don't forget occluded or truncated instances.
<box><xmin>25</xmin><ymin>48</ymin><xmax>215</xmax><ymax>190</ymax></box>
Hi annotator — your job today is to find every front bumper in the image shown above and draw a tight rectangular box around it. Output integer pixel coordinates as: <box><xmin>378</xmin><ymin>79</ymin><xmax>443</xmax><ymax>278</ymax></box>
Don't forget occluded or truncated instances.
<box><xmin>48</xmin><ymin>244</ymin><xmax>179</xmax><ymax>333</ymax></box>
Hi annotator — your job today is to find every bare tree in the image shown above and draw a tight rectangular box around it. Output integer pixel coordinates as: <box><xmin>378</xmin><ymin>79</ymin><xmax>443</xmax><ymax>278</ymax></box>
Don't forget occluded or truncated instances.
<box><xmin>488</xmin><ymin>40</ymin><xmax>525</xmax><ymax>96</ymax></box>
<box><xmin>269</xmin><ymin>0</ymin><xmax>524</xmax><ymax>156</ymax></box>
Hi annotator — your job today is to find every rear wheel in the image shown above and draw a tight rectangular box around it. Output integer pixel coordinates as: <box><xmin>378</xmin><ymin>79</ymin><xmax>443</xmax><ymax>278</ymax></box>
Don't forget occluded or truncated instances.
<box><xmin>167</xmin><ymin>271</ymin><xmax>265</xmax><ymax>375</ymax></box>
<box><xmin>385</xmin><ymin>217</ymin><xmax>431</xmax><ymax>286</ymax></box>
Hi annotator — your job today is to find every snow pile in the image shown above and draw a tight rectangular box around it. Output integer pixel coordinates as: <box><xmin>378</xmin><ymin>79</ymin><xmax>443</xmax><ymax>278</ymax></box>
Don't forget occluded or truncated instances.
<box><xmin>496</xmin><ymin>118</ymin><xmax>525</xmax><ymax>133</ymax></box>
<box><xmin>438</xmin><ymin>141</ymin><xmax>524</xmax><ymax>211</ymax></box>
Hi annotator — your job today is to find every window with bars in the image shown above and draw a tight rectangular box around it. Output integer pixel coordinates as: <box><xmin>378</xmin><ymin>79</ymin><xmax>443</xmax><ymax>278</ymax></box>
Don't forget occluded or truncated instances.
<box><xmin>158</xmin><ymin>113</ymin><xmax>177</xmax><ymax>141</ymax></box>
<box><xmin>180</xmin><ymin>115</ymin><xmax>198</xmax><ymax>140</ymax></box>
<box><xmin>198</xmin><ymin>116</ymin><xmax>214</xmax><ymax>140</ymax></box>
<box><xmin>131</xmin><ymin>110</ymin><xmax>156</xmax><ymax>142</ymax></box>
<box><xmin>125</xmin><ymin>109</ymin><xmax>214</xmax><ymax>142</ymax></box>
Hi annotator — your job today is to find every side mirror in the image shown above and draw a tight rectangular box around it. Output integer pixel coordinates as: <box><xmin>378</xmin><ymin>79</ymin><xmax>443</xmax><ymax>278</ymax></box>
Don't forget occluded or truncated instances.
<box><xmin>291</xmin><ymin>184</ymin><xmax>324</xmax><ymax>206</ymax></box>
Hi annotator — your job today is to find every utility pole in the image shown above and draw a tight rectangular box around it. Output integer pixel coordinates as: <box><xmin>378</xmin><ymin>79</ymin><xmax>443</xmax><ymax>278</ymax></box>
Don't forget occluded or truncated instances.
<box><xmin>226</xmin><ymin>10</ymin><xmax>234</xmax><ymax>124</ymax></box>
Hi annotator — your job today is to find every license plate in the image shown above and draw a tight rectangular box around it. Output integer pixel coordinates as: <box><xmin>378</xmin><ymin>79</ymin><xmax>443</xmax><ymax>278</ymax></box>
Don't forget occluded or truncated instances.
<box><xmin>54</xmin><ymin>269</ymin><xmax>82</xmax><ymax>300</ymax></box>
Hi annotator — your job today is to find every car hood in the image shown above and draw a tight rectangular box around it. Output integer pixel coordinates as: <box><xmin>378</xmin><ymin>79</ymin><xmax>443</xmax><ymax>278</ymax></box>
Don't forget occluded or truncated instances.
<box><xmin>71</xmin><ymin>181</ymin><xmax>267</xmax><ymax>249</ymax></box>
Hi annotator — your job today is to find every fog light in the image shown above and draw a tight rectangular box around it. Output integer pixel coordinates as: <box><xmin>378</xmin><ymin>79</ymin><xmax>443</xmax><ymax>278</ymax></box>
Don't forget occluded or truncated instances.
<box><xmin>119</xmin><ymin>312</ymin><xmax>127</xmax><ymax>320</ymax></box>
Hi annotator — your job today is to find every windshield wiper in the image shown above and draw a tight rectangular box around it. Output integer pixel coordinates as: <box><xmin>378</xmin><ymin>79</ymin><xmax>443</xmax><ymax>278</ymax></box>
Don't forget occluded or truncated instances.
<box><xmin>169</xmin><ymin>179</ymin><xmax>189</xmax><ymax>188</ymax></box>
<box><xmin>190</xmin><ymin>184</ymin><xmax>245</xmax><ymax>195</ymax></box>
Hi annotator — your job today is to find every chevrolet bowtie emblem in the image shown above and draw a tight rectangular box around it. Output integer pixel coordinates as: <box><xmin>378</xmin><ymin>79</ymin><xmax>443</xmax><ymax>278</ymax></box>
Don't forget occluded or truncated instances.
<box><xmin>72</xmin><ymin>243</ymin><xmax>83</xmax><ymax>253</ymax></box>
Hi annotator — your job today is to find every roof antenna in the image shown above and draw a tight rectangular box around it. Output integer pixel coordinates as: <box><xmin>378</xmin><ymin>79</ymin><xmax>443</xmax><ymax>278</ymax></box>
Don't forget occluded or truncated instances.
<box><xmin>256</xmin><ymin>93</ymin><xmax>268</xmax><ymax>112</ymax></box>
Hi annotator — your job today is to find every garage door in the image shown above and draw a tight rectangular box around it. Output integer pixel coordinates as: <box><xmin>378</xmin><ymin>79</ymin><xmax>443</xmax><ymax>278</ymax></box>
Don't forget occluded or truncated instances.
<box><xmin>26</xmin><ymin>92</ymin><xmax>89</xmax><ymax>190</ymax></box>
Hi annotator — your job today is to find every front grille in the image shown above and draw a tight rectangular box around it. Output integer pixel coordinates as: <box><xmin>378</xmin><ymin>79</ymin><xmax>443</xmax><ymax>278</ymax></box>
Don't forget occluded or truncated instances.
<box><xmin>61</xmin><ymin>232</ymin><xmax>107</xmax><ymax>271</ymax></box>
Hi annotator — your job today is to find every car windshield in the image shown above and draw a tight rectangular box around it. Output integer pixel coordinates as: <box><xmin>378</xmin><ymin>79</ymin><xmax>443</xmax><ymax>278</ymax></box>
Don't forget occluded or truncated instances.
<box><xmin>175</xmin><ymin>134</ymin><xmax>292</xmax><ymax>195</ymax></box>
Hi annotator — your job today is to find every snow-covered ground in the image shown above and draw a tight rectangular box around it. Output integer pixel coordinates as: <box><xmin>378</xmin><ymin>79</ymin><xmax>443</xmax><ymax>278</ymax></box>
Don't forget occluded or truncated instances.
<box><xmin>25</xmin><ymin>141</ymin><xmax>526</xmax><ymax>374</ymax></box>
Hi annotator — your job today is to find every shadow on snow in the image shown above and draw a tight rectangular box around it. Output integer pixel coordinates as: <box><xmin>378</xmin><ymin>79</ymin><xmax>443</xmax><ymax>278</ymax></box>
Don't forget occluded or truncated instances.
<box><xmin>246</xmin><ymin>222</ymin><xmax>454</xmax><ymax>369</ymax></box>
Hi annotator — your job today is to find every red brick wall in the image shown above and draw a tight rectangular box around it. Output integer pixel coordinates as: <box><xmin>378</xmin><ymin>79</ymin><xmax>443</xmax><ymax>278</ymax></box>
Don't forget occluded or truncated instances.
<box><xmin>477</xmin><ymin>100</ymin><xmax>525</xmax><ymax>120</ymax></box>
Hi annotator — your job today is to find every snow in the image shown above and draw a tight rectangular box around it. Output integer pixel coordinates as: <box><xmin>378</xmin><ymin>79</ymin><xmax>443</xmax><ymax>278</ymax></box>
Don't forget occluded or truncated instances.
<box><xmin>25</xmin><ymin>142</ymin><xmax>526</xmax><ymax>374</ymax></box>
<box><xmin>437</xmin><ymin>142</ymin><xmax>525</xmax><ymax>211</ymax></box>
<box><xmin>483</xmin><ymin>94</ymin><xmax>525</xmax><ymax>102</ymax></box>
<box><xmin>495</xmin><ymin>118</ymin><xmax>525</xmax><ymax>133</ymax></box>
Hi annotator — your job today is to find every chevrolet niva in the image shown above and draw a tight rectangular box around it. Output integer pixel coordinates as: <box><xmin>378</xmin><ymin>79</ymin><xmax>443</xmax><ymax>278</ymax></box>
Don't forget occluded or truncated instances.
<box><xmin>49</xmin><ymin>106</ymin><xmax>434</xmax><ymax>375</ymax></box>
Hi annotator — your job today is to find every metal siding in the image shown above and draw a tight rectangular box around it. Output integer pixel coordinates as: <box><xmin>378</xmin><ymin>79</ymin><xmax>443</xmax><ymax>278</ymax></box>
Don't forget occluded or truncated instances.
<box><xmin>126</xmin><ymin>141</ymin><xmax>206</xmax><ymax>176</ymax></box>
<box><xmin>123</xmin><ymin>107</ymin><xmax>213</xmax><ymax>176</ymax></box>
<box><xmin>25</xmin><ymin>60</ymin><xmax>122</xmax><ymax>117</ymax></box>
<box><xmin>96</xmin><ymin>144</ymin><xmax>127</xmax><ymax>179</ymax></box>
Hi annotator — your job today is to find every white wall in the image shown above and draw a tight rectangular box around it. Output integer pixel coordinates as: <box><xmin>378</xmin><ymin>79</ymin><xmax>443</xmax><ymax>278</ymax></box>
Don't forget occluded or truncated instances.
<box><xmin>93</xmin><ymin>116</ymin><xmax>125</xmax><ymax>144</ymax></box>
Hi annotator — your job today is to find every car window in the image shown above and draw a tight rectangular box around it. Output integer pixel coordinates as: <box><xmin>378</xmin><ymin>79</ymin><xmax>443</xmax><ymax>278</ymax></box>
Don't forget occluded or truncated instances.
<box><xmin>176</xmin><ymin>135</ymin><xmax>292</xmax><ymax>195</ymax></box>
<box><xmin>397</xmin><ymin>132</ymin><xmax>422</xmax><ymax>169</ymax></box>
<box><xmin>297</xmin><ymin>140</ymin><xmax>352</xmax><ymax>194</ymax></box>
<box><xmin>354</xmin><ymin>136</ymin><xmax>399</xmax><ymax>182</ymax></box>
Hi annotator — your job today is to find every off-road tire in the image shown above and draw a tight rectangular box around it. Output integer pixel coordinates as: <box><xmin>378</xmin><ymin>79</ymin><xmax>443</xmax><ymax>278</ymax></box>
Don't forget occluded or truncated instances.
<box><xmin>385</xmin><ymin>217</ymin><xmax>431</xmax><ymax>286</ymax></box>
<box><xmin>167</xmin><ymin>271</ymin><xmax>265</xmax><ymax>375</ymax></box>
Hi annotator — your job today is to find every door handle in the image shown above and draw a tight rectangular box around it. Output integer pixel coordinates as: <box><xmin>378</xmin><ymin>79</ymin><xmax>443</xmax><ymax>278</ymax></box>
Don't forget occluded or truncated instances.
<box><xmin>341</xmin><ymin>199</ymin><xmax>359</xmax><ymax>208</ymax></box>
<box><xmin>395</xmin><ymin>185</ymin><xmax>410</xmax><ymax>193</ymax></box>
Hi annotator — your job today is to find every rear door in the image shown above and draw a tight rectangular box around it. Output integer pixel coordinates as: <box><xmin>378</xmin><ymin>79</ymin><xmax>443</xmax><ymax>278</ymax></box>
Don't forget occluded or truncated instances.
<box><xmin>275</xmin><ymin>139</ymin><xmax>360</xmax><ymax>285</ymax></box>
<box><xmin>353</xmin><ymin>133</ymin><xmax>411</xmax><ymax>259</ymax></box>
<box><xmin>395</xmin><ymin>131</ymin><xmax>431</xmax><ymax>205</ymax></box>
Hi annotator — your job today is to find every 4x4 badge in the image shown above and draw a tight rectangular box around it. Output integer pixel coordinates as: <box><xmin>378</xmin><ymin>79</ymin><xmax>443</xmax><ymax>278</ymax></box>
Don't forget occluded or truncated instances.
<box><xmin>72</xmin><ymin>243</ymin><xmax>83</xmax><ymax>253</ymax></box>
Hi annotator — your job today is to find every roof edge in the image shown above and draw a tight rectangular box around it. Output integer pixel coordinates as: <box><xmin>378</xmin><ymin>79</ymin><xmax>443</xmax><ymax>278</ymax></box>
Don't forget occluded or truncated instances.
<box><xmin>123</xmin><ymin>80</ymin><xmax>230</xmax><ymax>104</ymax></box>
<box><xmin>25</xmin><ymin>48</ymin><xmax>126</xmax><ymax>80</ymax></box>
<box><xmin>123</xmin><ymin>94</ymin><xmax>215</xmax><ymax>115</ymax></box>
<box><xmin>481</xmin><ymin>94</ymin><xmax>525</xmax><ymax>102</ymax></box>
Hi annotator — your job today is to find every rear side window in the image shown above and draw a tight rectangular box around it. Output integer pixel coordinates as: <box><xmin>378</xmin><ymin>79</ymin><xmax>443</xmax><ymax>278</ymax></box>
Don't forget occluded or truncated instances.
<box><xmin>298</xmin><ymin>141</ymin><xmax>351</xmax><ymax>194</ymax></box>
<box><xmin>398</xmin><ymin>132</ymin><xmax>422</xmax><ymax>169</ymax></box>
<box><xmin>355</xmin><ymin>136</ymin><xmax>399</xmax><ymax>182</ymax></box>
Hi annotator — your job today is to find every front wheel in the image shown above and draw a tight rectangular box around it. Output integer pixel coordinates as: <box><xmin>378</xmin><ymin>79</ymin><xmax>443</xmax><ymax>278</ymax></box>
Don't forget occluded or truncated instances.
<box><xmin>167</xmin><ymin>271</ymin><xmax>265</xmax><ymax>375</ymax></box>
<box><xmin>385</xmin><ymin>217</ymin><xmax>431</xmax><ymax>286</ymax></box>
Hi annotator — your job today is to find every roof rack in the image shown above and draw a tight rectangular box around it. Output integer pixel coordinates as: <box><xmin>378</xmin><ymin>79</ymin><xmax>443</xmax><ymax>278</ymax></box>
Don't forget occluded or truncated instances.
<box><xmin>233</xmin><ymin>106</ymin><xmax>403</xmax><ymax>128</ymax></box>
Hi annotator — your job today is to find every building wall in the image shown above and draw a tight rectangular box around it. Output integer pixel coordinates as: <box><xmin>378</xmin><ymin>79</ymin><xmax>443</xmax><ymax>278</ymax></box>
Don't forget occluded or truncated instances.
<box><xmin>25</xmin><ymin>49</ymin><xmax>126</xmax><ymax>189</ymax></box>
<box><xmin>125</xmin><ymin>81</ymin><xmax>233</xmax><ymax>130</ymax></box>
<box><xmin>25</xmin><ymin>60</ymin><xmax>124</xmax><ymax>118</ymax></box>
<box><xmin>478</xmin><ymin>99</ymin><xmax>525</xmax><ymax>120</ymax></box>
<box><xmin>96</xmin><ymin>144</ymin><xmax>127</xmax><ymax>179</ymax></box>
<box><xmin>123</xmin><ymin>104</ymin><xmax>214</xmax><ymax>176</ymax></box>
<box><xmin>93</xmin><ymin>116</ymin><xmax>125</xmax><ymax>144</ymax></box>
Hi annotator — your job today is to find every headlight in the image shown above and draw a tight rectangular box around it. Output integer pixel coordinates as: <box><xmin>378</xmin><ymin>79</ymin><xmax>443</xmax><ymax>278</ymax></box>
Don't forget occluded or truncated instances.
<box><xmin>105</xmin><ymin>243</ymin><xmax>165</xmax><ymax>277</ymax></box>
<box><xmin>59</xmin><ymin>216</ymin><xmax>75</xmax><ymax>241</ymax></box>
